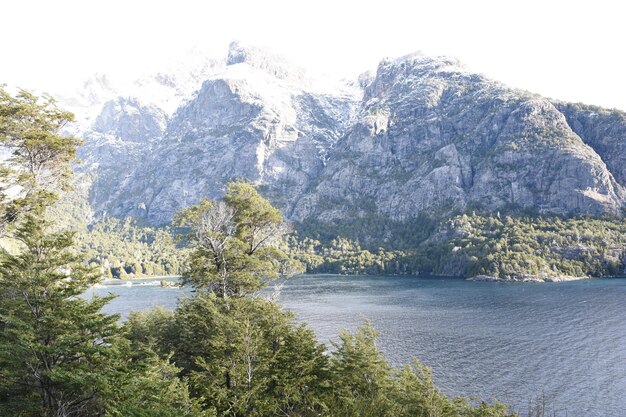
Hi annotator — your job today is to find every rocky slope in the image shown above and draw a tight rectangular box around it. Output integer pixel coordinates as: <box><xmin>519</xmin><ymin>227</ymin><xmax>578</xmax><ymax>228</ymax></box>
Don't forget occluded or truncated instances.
<box><xmin>63</xmin><ymin>45</ymin><xmax>626</xmax><ymax>225</ymax></box>
<box><xmin>68</xmin><ymin>42</ymin><xmax>360</xmax><ymax>224</ymax></box>
<box><xmin>554</xmin><ymin>101</ymin><xmax>626</xmax><ymax>187</ymax></box>
<box><xmin>59</xmin><ymin>48</ymin><xmax>221</xmax><ymax>221</ymax></box>
<box><xmin>292</xmin><ymin>53</ymin><xmax>625</xmax><ymax>221</ymax></box>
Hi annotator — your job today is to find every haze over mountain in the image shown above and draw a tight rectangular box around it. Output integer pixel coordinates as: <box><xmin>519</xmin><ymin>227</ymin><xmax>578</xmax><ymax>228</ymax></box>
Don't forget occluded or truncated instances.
<box><xmin>61</xmin><ymin>42</ymin><xmax>626</xmax><ymax>226</ymax></box>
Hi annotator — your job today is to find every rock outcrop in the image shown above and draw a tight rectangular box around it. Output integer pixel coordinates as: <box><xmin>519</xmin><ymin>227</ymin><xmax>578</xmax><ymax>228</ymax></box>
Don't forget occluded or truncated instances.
<box><xmin>86</xmin><ymin>43</ymin><xmax>360</xmax><ymax>223</ymax></box>
<box><xmin>64</xmin><ymin>45</ymin><xmax>626</xmax><ymax>225</ymax></box>
<box><xmin>292</xmin><ymin>53</ymin><xmax>625</xmax><ymax>221</ymax></box>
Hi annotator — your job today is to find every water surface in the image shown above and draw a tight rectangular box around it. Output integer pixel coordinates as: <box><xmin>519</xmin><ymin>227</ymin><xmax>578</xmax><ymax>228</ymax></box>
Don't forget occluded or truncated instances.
<box><xmin>87</xmin><ymin>275</ymin><xmax>626</xmax><ymax>417</ymax></box>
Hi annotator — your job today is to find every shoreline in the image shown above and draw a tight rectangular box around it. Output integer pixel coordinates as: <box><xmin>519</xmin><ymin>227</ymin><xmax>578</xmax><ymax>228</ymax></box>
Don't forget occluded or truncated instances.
<box><xmin>311</xmin><ymin>272</ymin><xmax>626</xmax><ymax>283</ymax></box>
<box><xmin>92</xmin><ymin>273</ymin><xmax>626</xmax><ymax>288</ymax></box>
<box><xmin>467</xmin><ymin>274</ymin><xmax>589</xmax><ymax>283</ymax></box>
<box><xmin>92</xmin><ymin>275</ymin><xmax>182</xmax><ymax>288</ymax></box>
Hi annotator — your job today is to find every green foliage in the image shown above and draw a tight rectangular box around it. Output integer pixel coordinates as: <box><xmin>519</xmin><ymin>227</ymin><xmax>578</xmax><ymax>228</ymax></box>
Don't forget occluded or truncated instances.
<box><xmin>124</xmin><ymin>307</ymin><xmax>177</xmax><ymax>356</ymax></box>
<box><xmin>0</xmin><ymin>87</ymin><xmax>80</xmax><ymax>191</ymax></box>
<box><xmin>223</xmin><ymin>182</ymin><xmax>284</xmax><ymax>254</ymax></box>
<box><xmin>163</xmin><ymin>295</ymin><xmax>328</xmax><ymax>417</ymax></box>
<box><xmin>295</xmin><ymin>212</ymin><xmax>437</xmax><ymax>250</ymax></box>
<box><xmin>103</xmin><ymin>338</ymin><xmax>202</xmax><ymax>417</ymax></box>
<box><xmin>0</xmin><ymin>87</ymin><xmax>81</xmax><ymax>235</ymax></box>
<box><xmin>175</xmin><ymin>181</ymin><xmax>302</xmax><ymax>297</ymax></box>
<box><xmin>286</xmin><ymin>234</ymin><xmax>412</xmax><ymax>275</ymax></box>
<box><xmin>0</xmin><ymin>215</ymin><xmax>118</xmax><ymax>416</ymax></box>
<box><xmin>415</xmin><ymin>213</ymin><xmax>626</xmax><ymax>279</ymax></box>
<box><xmin>127</xmin><ymin>298</ymin><xmax>514</xmax><ymax>417</ymax></box>
<box><xmin>45</xmin><ymin>181</ymin><xmax>187</xmax><ymax>280</ymax></box>
<box><xmin>0</xmin><ymin>215</ymin><xmax>200</xmax><ymax>417</ymax></box>
<box><xmin>291</xmin><ymin>211</ymin><xmax>626</xmax><ymax>280</ymax></box>
<box><xmin>393</xmin><ymin>360</ymin><xmax>451</xmax><ymax>417</ymax></box>
<box><xmin>327</xmin><ymin>322</ymin><xmax>397</xmax><ymax>415</ymax></box>
<box><xmin>288</xmin><ymin>213</ymin><xmax>442</xmax><ymax>275</ymax></box>
<box><xmin>73</xmin><ymin>217</ymin><xmax>187</xmax><ymax>279</ymax></box>
<box><xmin>0</xmin><ymin>89</ymin><xmax>199</xmax><ymax>417</ymax></box>
<box><xmin>324</xmin><ymin>320</ymin><xmax>512</xmax><ymax>417</ymax></box>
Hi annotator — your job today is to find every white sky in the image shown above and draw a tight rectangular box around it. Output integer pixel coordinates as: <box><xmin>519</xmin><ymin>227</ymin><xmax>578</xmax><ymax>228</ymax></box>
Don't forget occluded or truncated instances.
<box><xmin>2</xmin><ymin>0</ymin><xmax>625</xmax><ymax>110</ymax></box>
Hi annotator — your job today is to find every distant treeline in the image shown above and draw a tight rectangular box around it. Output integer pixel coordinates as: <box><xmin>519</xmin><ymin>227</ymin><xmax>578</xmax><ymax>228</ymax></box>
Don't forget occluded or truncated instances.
<box><xmin>67</xmin><ymin>211</ymin><xmax>626</xmax><ymax>281</ymax></box>
<box><xmin>74</xmin><ymin>218</ymin><xmax>188</xmax><ymax>278</ymax></box>
<box><xmin>290</xmin><ymin>213</ymin><xmax>626</xmax><ymax>280</ymax></box>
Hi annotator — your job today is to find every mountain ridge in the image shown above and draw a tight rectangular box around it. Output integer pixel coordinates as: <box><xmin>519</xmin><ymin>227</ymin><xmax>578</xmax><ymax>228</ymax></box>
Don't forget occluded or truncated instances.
<box><xmin>61</xmin><ymin>43</ymin><xmax>626</xmax><ymax>226</ymax></box>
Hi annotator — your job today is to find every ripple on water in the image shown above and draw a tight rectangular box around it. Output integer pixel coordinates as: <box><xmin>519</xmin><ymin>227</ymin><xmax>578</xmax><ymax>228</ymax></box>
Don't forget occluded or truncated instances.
<box><xmin>89</xmin><ymin>275</ymin><xmax>626</xmax><ymax>417</ymax></box>
<box><xmin>276</xmin><ymin>276</ymin><xmax>626</xmax><ymax>417</ymax></box>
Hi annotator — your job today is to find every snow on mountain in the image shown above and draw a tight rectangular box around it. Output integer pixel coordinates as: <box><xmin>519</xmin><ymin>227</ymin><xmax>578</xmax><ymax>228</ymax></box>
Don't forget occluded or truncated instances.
<box><xmin>55</xmin><ymin>43</ymin><xmax>626</xmax><ymax>225</ymax></box>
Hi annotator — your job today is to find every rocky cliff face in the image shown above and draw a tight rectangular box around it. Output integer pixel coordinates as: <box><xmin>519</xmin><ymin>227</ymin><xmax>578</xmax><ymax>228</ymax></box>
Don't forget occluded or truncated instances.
<box><xmin>292</xmin><ymin>53</ymin><xmax>625</xmax><ymax>221</ymax></box>
<box><xmin>70</xmin><ymin>42</ymin><xmax>360</xmax><ymax>223</ymax></box>
<box><xmin>554</xmin><ymin>102</ymin><xmax>626</xmax><ymax>187</ymax></box>
<box><xmin>60</xmin><ymin>49</ymin><xmax>221</xmax><ymax>221</ymax></box>
<box><xmin>65</xmin><ymin>45</ymin><xmax>626</xmax><ymax>225</ymax></box>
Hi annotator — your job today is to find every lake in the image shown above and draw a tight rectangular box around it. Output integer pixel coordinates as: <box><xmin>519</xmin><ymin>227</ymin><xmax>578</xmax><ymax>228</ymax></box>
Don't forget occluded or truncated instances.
<box><xmin>85</xmin><ymin>275</ymin><xmax>626</xmax><ymax>417</ymax></box>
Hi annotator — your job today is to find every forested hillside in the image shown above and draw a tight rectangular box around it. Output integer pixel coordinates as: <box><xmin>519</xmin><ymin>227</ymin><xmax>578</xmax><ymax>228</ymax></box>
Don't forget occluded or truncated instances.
<box><xmin>0</xmin><ymin>88</ymin><xmax>514</xmax><ymax>416</ymax></box>
<box><xmin>289</xmin><ymin>213</ymin><xmax>626</xmax><ymax>280</ymax></box>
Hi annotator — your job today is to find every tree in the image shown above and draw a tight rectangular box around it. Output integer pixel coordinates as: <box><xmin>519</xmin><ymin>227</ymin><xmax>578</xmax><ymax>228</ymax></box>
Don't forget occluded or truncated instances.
<box><xmin>129</xmin><ymin>260</ymin><xmax>142</xmax><ymax>275</ymax></box>
<box><xmin>223</xmin><ymin>182</ymin><xmax>285</xmax><ymax>256</ymax></box>
<box><xmin>175</xmin><ymin>182</ymin><xmax>301</xmax><ymax>297</ymax></box>
<box><xmin>326</xmin><ymin>321</ymin><xmax>398</xmax><ymax>417</ymax></box>
<box><xmin>0</xmin><ymin>214</ymin><xmax>119</xmax><ymax>416</ymax></box>
<box><xmin>323</xmin><ymin>320</ymin><xmax>515</xmax><ymax>417</ymax></box>
<box><xmin>392</xmin><ymin>360</ymin><xmax>450</xmax><ymax>417</ymax></box>
<box><xmin>0</xmin><ymin>87</ymin><xmax>81</xmax><ymax>235</ymax></box>
<box><xmin>104</xmin><ymin>333</ymin><xmax>203</xmax><ymax>417</ymax></box>
<box><xmin>0</xmin><ymin>89</ymin><xmax>200</xmax><ymax>417</ymax></box>
<box><xmin>139</xmin><ymin>294</ymin><xmax>328</xmax><ymax>417</ymax></box>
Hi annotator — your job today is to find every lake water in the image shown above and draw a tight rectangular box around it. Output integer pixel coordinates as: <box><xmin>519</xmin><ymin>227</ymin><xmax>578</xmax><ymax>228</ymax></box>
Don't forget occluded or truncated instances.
<box><xmin>85</xmin><ymin>275</ymin><xmax>626</xmax><ymax>417</ymax></box>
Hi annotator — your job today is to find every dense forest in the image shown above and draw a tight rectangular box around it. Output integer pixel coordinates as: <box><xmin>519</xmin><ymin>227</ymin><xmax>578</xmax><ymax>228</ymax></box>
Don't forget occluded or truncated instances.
<box><xmin>76</xmin><ymin>218</ymin><xmax>187</xmax><ymax>278</ymax></box>
<box><xmin>289</xmin><ymin>213</ymin><xmax>626</xmax><ymax>280</ymax></box>
<box><xmin>46</xmin><ymin>184</ymin><xmax>188</xmax><ymax>279</ymax></box>
<box><xmin>48</xmin><ymin>197</ymin><xmax>626</xmax><ymax>281</ymax></box>
<box><xmin>0</xmin><ymin>88</ymin><xmax>515</xmax><ymax>416</ymax></box>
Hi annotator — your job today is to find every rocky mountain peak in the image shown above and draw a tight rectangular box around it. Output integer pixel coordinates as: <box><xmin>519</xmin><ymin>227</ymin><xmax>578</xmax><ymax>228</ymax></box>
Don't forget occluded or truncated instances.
<box><xmin>292</xmin><ymin>51</ymin><xmax>626</xmax><ymax>222</ymax></box>
<box><xmin>93</xmin><ymin>97</ymin><xmax>167</xmax><ymax>143</ymax></box>
<box><xmin>363</xmin><ymin>51</ymin><xmax>472</xmax><ymax>103</ymax></box>
<box><xmin>377</xmin><ymin>51</ymin><xmax>468</xmax><ymax>85</ymax></box>
<box><xmin>226</xmin><ymin>41</ymin><xmax>308</xmax><ymax>85</ymax></box>
<box><xmin>63</xmin><ymin>45</ymin><xmax>626</xmax><ymax>225</ymax></box>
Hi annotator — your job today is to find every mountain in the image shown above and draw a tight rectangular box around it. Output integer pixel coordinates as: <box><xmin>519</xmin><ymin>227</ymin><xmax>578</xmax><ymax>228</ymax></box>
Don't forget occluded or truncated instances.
<box><xmin>58</xmin><ymin>48</ymin><xmax>221</xmax><ymax>221</ymax></box>
<box><xmin>292</xmin><ymin>53</ymin><xmax>625</xmax><ymax>221</ymax></box>
<box><xmin>68</xmin><ymin>42</ymin><xmax>360</xmax><ymax>224</ymax></box>
<box><xmin>63</xmin><ymin>44</ymin><xmax>626</xmax><ymax>227</ymax></box>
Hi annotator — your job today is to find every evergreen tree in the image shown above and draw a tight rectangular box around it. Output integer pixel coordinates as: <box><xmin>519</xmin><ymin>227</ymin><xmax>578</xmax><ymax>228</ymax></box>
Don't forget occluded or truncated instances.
<box><xmin>0</xmin><ymin>89</ymin><xmax>200</xmax><ymax>417</ymax></box>
<box><xmin>0</xmin><ymin>214</ymin><xmax>119</xmax><ymax>416</ymax></box>
<box><xmin>326</xmin><ymin>321</ymin><xmax>397</xmax><ymax>417</ymax></box>
<box><xmin>0</xmin><ymin>87</ymin><xmax>81</xmax><ymax>235</ymax></box>
<box><xmin>135</xmin><ymin>294</ymin><xmax>327</xmax><ymax>417</ymax></box>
